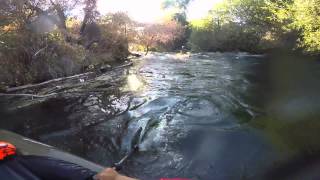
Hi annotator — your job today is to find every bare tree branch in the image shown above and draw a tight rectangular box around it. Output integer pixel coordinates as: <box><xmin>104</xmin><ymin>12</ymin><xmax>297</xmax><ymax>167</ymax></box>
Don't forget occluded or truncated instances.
<box><xmin>32</xmin><ymin>45</ymin><xmax>48</xmax><ymax>59</ymax></box>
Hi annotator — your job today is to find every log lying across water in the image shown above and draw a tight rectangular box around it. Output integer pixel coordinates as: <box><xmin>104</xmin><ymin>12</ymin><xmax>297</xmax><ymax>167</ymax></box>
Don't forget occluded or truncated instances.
<box><xmin>6</xmin><ymin>72</ymin><xmax>95</xmax><ymax>93</ymax></box>
<box><xmin>1</xmin><ymin>60</ymin><xmax>135</xmax><ymax>100</ymax></box>
<box><xmin>5</xmin><ymin>61</ymin><xmax>134</xmax><ymax>93</ymax></box>
<box><xmin>0</xmin><ymin>87</ymin><xmax>120</xmax><ymax>99</ymax></box>
<box><xmin>0</xmin><ymin>93</ymin><xmax>57</xmax><ymax>98</ymax></box>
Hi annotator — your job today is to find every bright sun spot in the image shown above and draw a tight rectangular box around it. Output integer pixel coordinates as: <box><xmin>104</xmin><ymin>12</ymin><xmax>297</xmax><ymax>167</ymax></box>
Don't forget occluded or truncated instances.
<box><xmin>187</xmin><ymin>0</ymin><xmax>224</xmax><ymax>20</ymax></box>
<box><xmin>97</xmin><ymin>0</ymin><xmax>223</xmax><ymax>23</ymax></box>
<box><xmin>127</xmin><ymin>74</ymin><xmax>144</xmax><ymax>91</ymax></box>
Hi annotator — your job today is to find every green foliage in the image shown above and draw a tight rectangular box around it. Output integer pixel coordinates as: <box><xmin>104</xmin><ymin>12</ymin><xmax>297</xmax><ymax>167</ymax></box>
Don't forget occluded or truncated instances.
<box><xmin>189</xmin><ymin>16</ymin><xmax>268</xmax><ymax>52</ymax></box>
<box><xmin>188</xmin><ymin>0</ymin><xmax>275</xmax><ymax>52</ymax></box>
<box><xmin>188</xmin><ymin>0</ymin><xmax>320</xmax><ymax>54</ymax></box>
<box><xmin>291</xmin><ymin>0</ymin><xmax>320</xmax><ymax>53</ymax></box>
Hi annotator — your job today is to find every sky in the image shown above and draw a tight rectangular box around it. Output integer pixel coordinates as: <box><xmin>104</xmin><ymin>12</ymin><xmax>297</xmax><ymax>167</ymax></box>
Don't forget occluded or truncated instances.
<box><xmin>97</xmin><ymin>0</ymin><xmax>223</xmax><ymax>23</ymax></box>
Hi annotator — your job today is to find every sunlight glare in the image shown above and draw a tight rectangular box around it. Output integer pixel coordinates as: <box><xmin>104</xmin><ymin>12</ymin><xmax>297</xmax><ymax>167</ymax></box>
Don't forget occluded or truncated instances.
<box><xmin>97</xmin><ymin>0</ymin><xmax>224</xmax><ymax>23</ymax></box>
<box><xmin>128</xmin><ymin>74</ymin><xmax>144</xmax><ymax>91</ymax></box>
<box><xmin>97</xmin><ymin>0</ymin><xmax>163</xmax><ymax>23</ymax></box>
<box><xmin>187</xmin><ymin>0</ymin><xmax>224</xmax><ymax>20</ymax></box>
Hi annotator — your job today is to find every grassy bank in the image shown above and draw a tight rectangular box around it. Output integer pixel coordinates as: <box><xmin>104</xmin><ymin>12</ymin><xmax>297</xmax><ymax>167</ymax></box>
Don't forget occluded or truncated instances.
<box><xmin>0</xmin><ymin>1</ymin><xmax>131</xmax><ymax>89</ymax></box>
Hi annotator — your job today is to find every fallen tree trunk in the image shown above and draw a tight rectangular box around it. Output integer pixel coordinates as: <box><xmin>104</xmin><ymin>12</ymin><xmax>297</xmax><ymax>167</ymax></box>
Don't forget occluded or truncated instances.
<box><xmin>6</xmin><ymin>72</ymin><xmax>95</xmax><ymax>93</ymax></box>
<box><xmin>0</xmin><ymin>93</ymin><xmax>57</xmax><ymax>98</ymax></box>
<box><xmin>0</xmin><ymin>87</ymin><xmax>118</xmax><ymax>99</ymax></box>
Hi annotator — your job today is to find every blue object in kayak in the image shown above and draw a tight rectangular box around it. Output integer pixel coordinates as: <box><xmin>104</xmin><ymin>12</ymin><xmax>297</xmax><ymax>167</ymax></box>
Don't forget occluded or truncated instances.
<box><xmin>0</xmin><ymin>155</ymin><xmax>97</xmax><ymax>180</ymax></box>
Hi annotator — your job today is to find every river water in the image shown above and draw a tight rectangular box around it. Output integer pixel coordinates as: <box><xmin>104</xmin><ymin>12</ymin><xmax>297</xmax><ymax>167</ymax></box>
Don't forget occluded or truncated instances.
<box><xmin>2</xmin><ymin>52</ymin><xmax>320</xmax><ymax>180</ymax></box>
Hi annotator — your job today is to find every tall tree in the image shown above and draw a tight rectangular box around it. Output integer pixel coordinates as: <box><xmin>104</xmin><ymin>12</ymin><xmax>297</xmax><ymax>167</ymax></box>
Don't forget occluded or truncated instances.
<box><xmin>137</xmin><ymin>21</ymin><xmax>185</xmax><ymax>53</ymax></box>
<box><xmin>80</xmin><ymin>0</ymin><xmax>98</xmax><ymax>35</ymax></box>
<box><xmin>161</xmin><ymin>0</ymin><xmax>193</xmax><ymax>49</ymax></box>
<box><xmin>162</xmin><ymin>0</ymin><xmax>192</xmax><ymax>25</ymax></box>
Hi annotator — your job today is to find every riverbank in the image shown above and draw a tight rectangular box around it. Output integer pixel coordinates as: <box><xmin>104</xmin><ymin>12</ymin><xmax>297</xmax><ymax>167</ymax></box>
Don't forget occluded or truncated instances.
<box><xmin>0</xmin><ymin>51</ymin><xmax>143</xmax><ymax>92</ymax></box>
<box><xmin>0</xmin><ymin>58</ymin><xmax>136</xmax><ymax>96</ymax></box>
